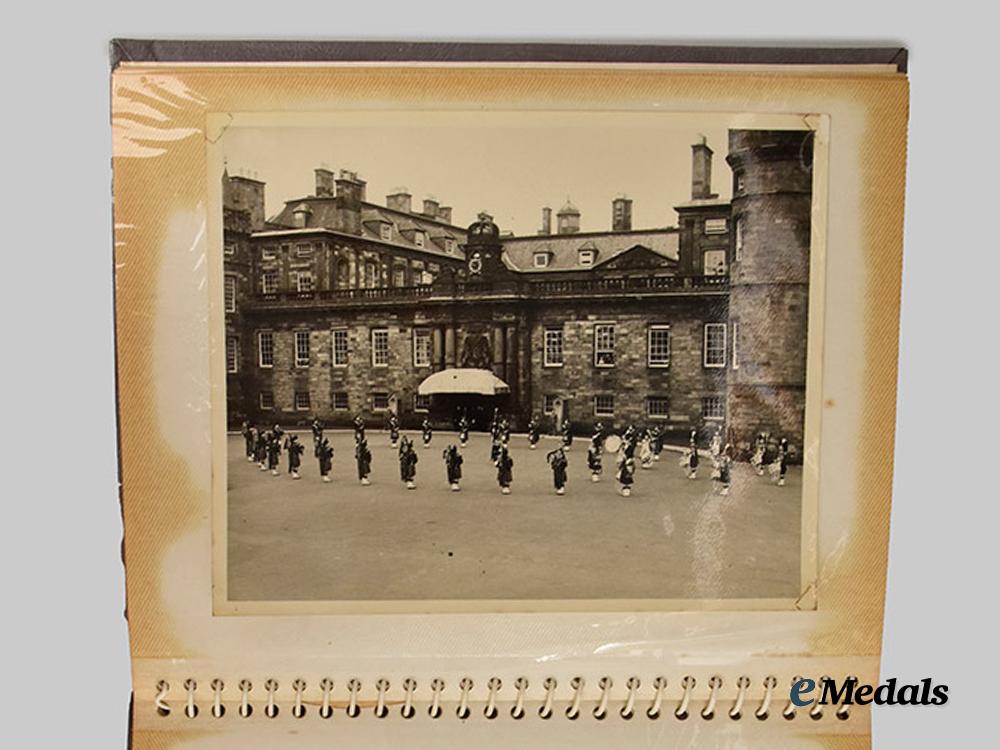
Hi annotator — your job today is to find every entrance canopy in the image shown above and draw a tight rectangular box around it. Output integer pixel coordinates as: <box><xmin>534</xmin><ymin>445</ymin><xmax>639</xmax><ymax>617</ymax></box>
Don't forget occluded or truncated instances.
<box><xmin>417</xmin><ymin>368</ymin><xmax>510</xmax><ymax>396</ymax></box>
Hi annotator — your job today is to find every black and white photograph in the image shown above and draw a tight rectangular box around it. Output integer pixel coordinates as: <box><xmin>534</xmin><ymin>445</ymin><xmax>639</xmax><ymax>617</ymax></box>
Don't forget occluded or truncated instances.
<box><xmin>217</xmin><ymin>112</ymin><xmax>821</xmax><ymax>608</ymax></box>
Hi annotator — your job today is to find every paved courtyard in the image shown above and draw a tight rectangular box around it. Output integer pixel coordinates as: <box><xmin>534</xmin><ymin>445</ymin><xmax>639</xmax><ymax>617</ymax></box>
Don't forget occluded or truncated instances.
<box><xmin>227</xmin><ymin>430</ymin><xmax>802</xmax><ymax>602</ymax></box>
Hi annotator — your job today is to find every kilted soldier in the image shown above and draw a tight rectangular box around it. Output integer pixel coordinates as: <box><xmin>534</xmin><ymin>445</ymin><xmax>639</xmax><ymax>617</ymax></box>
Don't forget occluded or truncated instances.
<box><xmin>388</xmin><ymin>413</ymin><xmax>400</xmax><ymax>448</ymax></box>
<box><xmin>496</xmin><ymin>444</ymin><xmax>514</xmax><ymax>494</ymax></box>
<box><xmin>458</xmin><ymin>414</ymin><xmax>470</xmax><ymax>447</ymax></box>
<box><xmin>587</xmin><ymin>441</ymin><xmax>603</xmax><ymax>482</ymax></box>
<box><xmin>560</xmin><ymin>420</ymin><xmax>573</xmax><ymax>450</ymax></box>
<box><xmin>499</xmin><ymin>418</ymin><xmax>511</xmax><ymax>445</ymax></box>
<box><xmin>546</xmin><ymin>446</ymin><xmax>569</xmax><ymax>495</ymax></box>
<box><xmin>714</xmin><ymin>447</ymin><xmax>733</xmax><ymax>496</ymax></box>
<box><xmin>399</xmin><ymin>437</ymin><xmax>418</xmax><ymax>489</ymax></box>
<box><xmin>616</xmin><ymin>452</ymin><xmax>636</xmax><ymax>497</ymax></box>
<box><xmin>353</xmin><ymin>414</ymin><xmax>366</xmax><ymax>444</ymax></box>
<box><xmin>639</xmin><ymin>432</ymin><xmax>654</xmax><ymax>469</ymax></box>
<box><xmin>310</xmin><ymin>418</ymin><xmax>324</xmax><ymax>457</ymax></box>
<box><xmin>622</xmin><ymin>425</ymin><xmax>638</xmax><ymax>460</ymax></box>
<box><xmin>255</xmin><ymin>429</ymin><xmax>268</xmax><ymax>469</ymax></box>
<box><xmin>273</xmin><ymin>424</ymin><xmax>285</xmax><ymax>443</ymax></box>
<box><xmin>751</xmin><ymin>433</ymin><xmax>767</xmax><ymax>476</ymax></box>
<box><xmin>355</xmin><ymin>437</ymin><xmax>372</xmax><ymax>486</ymax></box>
<box><xmin>267</xmin><ymin>431</ymin><xmax>282</xmax><ymax>476</ymax></box>
<box><xmin>592</xmin><ymin>421</ymin><xmax>606</xmax><ymax>451</ymax></box>
<box><xmin>421</xmin><ymin>418</ymin><xmax>433</xmax><ymax>449</ymax></box>
<box><xmin>770</xmin><ymin>438</ymin><xmax>790</xmax><ymax>486</ymax></box>
<box><xmin>709</xmin><ymin>426</ymin><xmax>723</xmax><ymax>459</ymax></box>
<box><xmin>317</xmin><ymin>437</ymin><xmax>334</xmax><ymax>483</ymax></box>
<box><xmin>680</xmin><ymin>445</ymin><xmax>699</xmax><ymax>479</ymax></box>
<box><xmin>490</xmin><ymin>407</ymin><xmax>501</xmax><ymax>439</ymax></box>
<box><xmin>443</xmin><ymin>444</ymin><xmax>463</xmax><ymax>491</ymax></box>
<box><xmin>649</xmin><ymin>425</ymin><xmax>663</xmax><ymax>461</ymax></box>
<box><xmin>286</xmin><ymin>434</ymin><xmax>304</xmax><ymax>480</ymax></box>
<box><xmin>241</xmin><ymin>421</ymin><xmax>255</xmax><ymax>461</ymax></box>
<box><xmin>527</xmin><ymin>416</ymin><xmax>541</xmax><ymax>450</ymax></box>
<box><xmin>689</xmin><ymin>428</ymin><xmax>698</xmax><ymax>446</ymax></box>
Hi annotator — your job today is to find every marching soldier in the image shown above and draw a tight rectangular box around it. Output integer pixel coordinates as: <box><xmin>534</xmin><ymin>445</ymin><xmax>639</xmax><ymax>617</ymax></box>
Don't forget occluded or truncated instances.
<box><xmin>286</xmin><ymin>434</ymin><xmax>304</xmax><ymax>479</ymax></box>
<box><xmin>317</xmin><ymin>437</ymin><xmax>334</xmax><ymax>483</ymax></box>
<box><xmin>310</xmin><ymin>418</ymin><xmax>324</xmax><ymax>457</ymax></box>
<box><xmin>592</xmin><ymin>421</ymin><xmax>606</xmax><ymax>452</ymax></box>
<box><xmin>617</xmin><ymin>452</ymin><xmax>636</xmax><ymax>497</ymax></box>
<box><xmin>388</xmin><ymin>412</ymin><xmax>400</xmax><ymax>448</ymax></box>
<box><xmin>255</xmin><ymin>428</ymin><xmax>268</xmax><ymax>470</ymax></box>
<box><xmin>649</xmin><ymin>424</ymin><xmax>663</xmax><ymax>461</ymax></box>
<box><xmin>266</xmin><ymin>430</ymin><xmax>282</xmax><ymax>476</ymax></box>
<box><xmin>458</xmin><ymin>414</ymin><xmax>470</xmax><ymax>447</ymax></box>
<box><xmin>355</xmin><ymin>437</ymin><xmax>372</xmax><ymax>486</ymax></box>
<box><xmin>353</xmin><ymin>414</ymin><xmax>366</xmax><ymax>444</ymax></box>
<box><xmin>709</xmin><ymin>426</ymin><xmax>723</xmax><ymax>459</ymax></box>
<box><xmin>527</xmin><ymin>415</ymin><xmax>541</xmax><ymax>450</ymax></box>
<box><xmin>421</xmin><ymin>417</ymin><xmax>433</xmax><ymax>449</ymax></box>
<box><xmin>496</xmin><ymin>444</ymin><xmax>514</xmax><ymax>495</ymax></box>
<box><xmin>443</xmin><ymin>444</ymin><xmax>463</xmax><ymax>491</ymax></box>
<box><xmin>715</xmin><ymin>446</ymin><xmax>733</xmax><ymax>496</ymax></box>
<box><xmin>587</xmin><ymin>440</ymin><xmax>603</xmax><ymax>482</ymax></box>
<box><xmin>771</xmin><ymin>438</ymin><xmax>790</xmax><ymax>486</ymax></box>
<box><xmin>560</xmin><ymin>419</ymin><xmax>573</xmax><ymax>451</ymax></box>
<box><xmin>241</xmin><ymin>421</ymin><xmax>255</xmax><ymax>461</ymax></box>
<box><xmin>399</xmin><ymin>436</ymin><xmax>418</xmax><ymax>489</ymax></box>
<box><xmin>546</xmin><ymin>446</ymin><xmax>569</xmax><ymax>495</ymax></box>
<box><xmin>639</xmin><ymin>431</ymin><xmax>654</xmax><ymax>469</ymax></box>
<box><xmin>751</xmin><ymin>432</ymin><xmax>767</xmax><ymax>476</ymax></box>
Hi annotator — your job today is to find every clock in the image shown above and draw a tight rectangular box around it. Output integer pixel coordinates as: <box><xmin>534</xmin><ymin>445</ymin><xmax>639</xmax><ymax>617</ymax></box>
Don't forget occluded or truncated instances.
<box><xmin>468</xmin><ymin>251</ymin><xmax>483</xmax><ymax>275</ymax></box>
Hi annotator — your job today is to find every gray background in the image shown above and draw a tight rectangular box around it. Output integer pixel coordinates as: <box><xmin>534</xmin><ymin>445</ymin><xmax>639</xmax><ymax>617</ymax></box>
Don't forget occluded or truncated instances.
<box><xmin>3</xmin><ymin>2</ymin><xmax>994</xmax><ymax>747</ymax></box>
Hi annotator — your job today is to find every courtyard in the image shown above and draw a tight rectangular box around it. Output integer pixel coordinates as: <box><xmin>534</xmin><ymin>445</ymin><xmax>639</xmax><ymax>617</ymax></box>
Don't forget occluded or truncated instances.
<box><xmin>227</xmin><ymin>430</ymin><xmax>802</xmax><ymax>603</ymax></box>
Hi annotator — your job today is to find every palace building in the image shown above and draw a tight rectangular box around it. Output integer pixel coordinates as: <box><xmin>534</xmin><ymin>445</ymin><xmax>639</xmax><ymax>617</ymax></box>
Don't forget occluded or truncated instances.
<box><xmin>222</xmin><ymin>129</ymin><xmax>814</xmax><ymax>451</ymax></box>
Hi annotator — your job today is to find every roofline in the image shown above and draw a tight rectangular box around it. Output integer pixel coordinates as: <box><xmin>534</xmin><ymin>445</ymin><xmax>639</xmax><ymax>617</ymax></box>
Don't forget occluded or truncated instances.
<box><xmin>249</xmin><ymin>226</ymin><xmax>467</xmax><ymax>260</ymax></box>
<box><xmin>273</xmin><ymin>196</ymin><xmax>467</xmax><ymax>232</ymax></box>
<box><xmin>505</xmin><ymin>226</ymin><xmax>678</xmax><ymax>242</ymax></box>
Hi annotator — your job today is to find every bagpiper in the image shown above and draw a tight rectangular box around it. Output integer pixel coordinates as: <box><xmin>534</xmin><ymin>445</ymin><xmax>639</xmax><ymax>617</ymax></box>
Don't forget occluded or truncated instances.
<box><xmin>592</xmin><ymin>421</ymin><xmax>606</xmax><ymax>452</ymax></box>
<box><xmin>317</xmin><ymin>437</ymin><xmax>334</xmax><ymax>483</ymax></box>
<box><xmin>560</xmin><ymin>420</ymin><xmax>573</xmax><ymax>450</ymax></box>
<box><xmin>499</xmin><ymin>418</ymin><xmax>511</xmax><ymax>445</ymax></box>
<box><xmin>399</xmin><ymin>436</ymin><xmax>418</xmax><ymax>489</ymax></box>
<box><xmin>639</xmin><ymin>431</ymin><xmax>654</xmax><ymax>469</ymax></box>
<box><xmin>709</xmin><ymin>426</ymin><xmax>723</xmax><ymax>459</ymax></box>
<box><xmin>587</xmin><ymin>440</ymin><xmax>603</xmax><ymax>482</ymax></box>
<box><xmin>649</xmin><ymin>425</ymin><xmax>663</xmax><ymax>461</ymax></box>
<box><xmin>496</xmin><ymin>444</ymin><xmax>514</xmax><ymax>495</ymax></box>
<box><xmin>286</xmin><ymin>434</ymin><xmax>304</xmax><ymax>480</ymax></box>
<box><xmin>255</xmin><ymin>428</ymin><xmax>268</xmax><ymax>470</ymax></box>
<box><xmin>751</xmin><ymin>432</ymin><xmax>767</xmax><ymax>476</ymax></box>
<box><xmin>266</xmin><ymin>430</ymin><xmax>282</xmax><ymax>476</ymax></box>
<box><xmin>421</xmin><ymin>418</ymin><xmax>433</xmax><ymax>449</ymax></box>
<box><xmin>546</xmin><ymin>446</ymin><xmax>569</xmax><ymax>495</ymax></box>
<box><xmin>681</xmin><ymin>444</ymin><xmax>699</xmax><ymax>480</ymax></box>
<box><xmin>616</xmin><ymin>452</ymin><xmax>636</xmax><ymax>497</ymax></box>
<box><xmin>443</xmin><ymin>444</ymin><xmax>463</xmax><ymax>491</ymax></box>
<box><xmin>527</xmin><ymin>416</ymin><xmax>541</xmax><ymax>450</ymax></box>
<box><xmin>355</xmin><ymin>437</ymin><xmax>372</xmax><ymax>486</ymax></box>
<box><xmin>310</xmin><ymin>418</ymin><xmax>324</xmax><ymax>457</ymax></box>
<box><xmin>352</xmin><ymin>414</ymin><xmax>366</xmax><ymax>444</ymax></box>
<box><xmin>388</xmin><ymin>413</ymin><xmax>400</xmax><ymax>448</ymax></box>
<box><xmin>714</xmin><ymin>446</ymin><xmax>733</xmax><ymax>496</ymax></box>
<box><xmin>770</xmin><ymin>438</ymin><xmax>790</xmax><ymax>486</ymax></box>
<box><xmin>458</xmin><ymin>414</ymin><xmax>470</xmax><ymax>447</ymax></box>
<box><xmin>241</xmin><ymin>421</ymin><xmax>255</xmax><ymax>461</ymax></box>
<box><xmin>622</xmin><ymin>425</ymin><xmax>638</xmax><ymax>460</ymax></box>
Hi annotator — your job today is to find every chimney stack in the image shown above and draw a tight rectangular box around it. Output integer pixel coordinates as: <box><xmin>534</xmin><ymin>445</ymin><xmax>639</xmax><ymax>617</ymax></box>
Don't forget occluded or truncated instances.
<box><xmin>612</xmin><ymin>196</ymin><xmax>633</xmax><ymax>231</ymax></box>
<box><xmin>691</xmin><ymin>135</ymin><xmax>714</xmax><ymax>200</ymax></box>
<box><xmin>539</xmin><ymin>206</ymin><xmax>552</xmax><ymax>235</ymax></box>
<box><xmin>423</xmin><ymin>197</ymin><xmax>440</xmax><ymax>218</ymax></box>
<box><xmin>314</xmin><ymin>168</ymin><xmax>335</xmax><ymax>197</ymax></box>
<box><xmin>386</xmin><ymin>188</ymin><xmax>412</xmax><ymax>213</ymax></box>
<box><xmin>556</xmin><ymin>200</ymin><xmax>581</xmax><ymax>235</ymax></box>
<box><xmin>437</xmin><ymin>205</ymin><xmax>453</xmax><ymax>224</ymax></box>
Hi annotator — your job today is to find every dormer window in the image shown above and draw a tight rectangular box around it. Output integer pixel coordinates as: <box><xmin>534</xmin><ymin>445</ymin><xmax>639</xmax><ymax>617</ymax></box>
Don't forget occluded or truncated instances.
<box><xmin>578</xmin><ymin>249</ymin><xmax>595</xmax><ymax>266</ymax></box>
<box><xmin>414</xmin><ymin>231</ymin><xmax>426</xmax><ymax>248</ymax></box>
<box><xmin>444</xmin><ymin>238</ymin><xmax>455</xmax><ymax>254</ymax></box>
<box><xmin>379</xmin><ymin>223</ymin><xmax>392</xmax><ymax>241</ymax></box>
<box><xmin>533</xmin><ymin>252</ymin><xmax>550</xmax><ymax>268</ymax></box>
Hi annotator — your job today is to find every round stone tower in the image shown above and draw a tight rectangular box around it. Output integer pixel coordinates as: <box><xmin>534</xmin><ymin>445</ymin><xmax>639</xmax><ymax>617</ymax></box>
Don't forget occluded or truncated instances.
<box><xmin>725</xmin><ymin>129</ymin><xmax>814</xmax><ymax>452</ymax></box>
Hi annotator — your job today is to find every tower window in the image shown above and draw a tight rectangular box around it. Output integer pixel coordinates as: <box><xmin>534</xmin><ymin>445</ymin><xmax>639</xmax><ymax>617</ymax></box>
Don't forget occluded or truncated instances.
<box><xmin>735</xmin><ymin>215</ymin><xmax>745</xmax><ymax>261</ymax></box>
<box><xmin>260</xmin><ymin>269</ymin><xmax>280</xmax><ymax>294</ymax></box>
<box><xmin>226</xmin><ymin>337</ymin><xmax>239</xmax><ymax>374</ymax></box>
<box><xmin>293</xmin><ymin>270</ymin><xmax>314</xmax><ymax>293</ymax></box>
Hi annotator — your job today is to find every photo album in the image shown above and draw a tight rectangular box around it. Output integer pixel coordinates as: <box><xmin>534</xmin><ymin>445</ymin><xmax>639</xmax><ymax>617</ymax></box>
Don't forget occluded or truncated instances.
<box><xmin>111</xmin><ymin>41</ymin><xmax>909</xmax><ymax>748</ymax></box>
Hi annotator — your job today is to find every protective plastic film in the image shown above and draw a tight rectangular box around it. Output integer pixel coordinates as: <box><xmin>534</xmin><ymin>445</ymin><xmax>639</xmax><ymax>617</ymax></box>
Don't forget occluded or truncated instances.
<box><xmin>111</xmin><ymin>58</ymin><xmax>908</xmax><ymax>749</ymax></box>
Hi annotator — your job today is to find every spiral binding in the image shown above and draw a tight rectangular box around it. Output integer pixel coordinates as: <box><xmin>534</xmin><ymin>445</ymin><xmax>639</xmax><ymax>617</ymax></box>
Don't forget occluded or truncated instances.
<box><xmin>151</xmin><ymin>674</ymin><xmax>857</xmax><ymax>721</ymax></box>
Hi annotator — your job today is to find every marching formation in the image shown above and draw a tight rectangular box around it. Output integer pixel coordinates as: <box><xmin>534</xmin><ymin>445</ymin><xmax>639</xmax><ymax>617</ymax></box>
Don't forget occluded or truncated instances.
<box><xmin>238</xmin><ymin>411</ymin><xmax>796</xmax><ymax>498</ymax></box>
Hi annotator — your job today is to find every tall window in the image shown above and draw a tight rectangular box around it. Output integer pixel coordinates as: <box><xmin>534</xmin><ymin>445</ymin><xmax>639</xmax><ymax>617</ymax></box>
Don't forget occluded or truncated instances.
<box><xmin>393</xmin><ymin>266</ymin><xmax>406</xmax><ymax>287</ymax></box>
<box><xmin>732</xmin><ymin>322</ymin><xmax>740</xmax><ymax>370</ymax></box>
<box><xmin>647</xmin><ymin>396</ymin><xmax>670</xmax><ymax>419</ymax></box>
<box><xmin>594</xmin><ymin>323</ymin><xmax>616</xmax><ymax>367</ymax></box>
<box><xmin>734</xmin><ymin>215</ymin><xmax>745</xmax><ymax>261</ymax></box>
<box><xmin>543</xmin><ymin>327</ymin><xmax>564</xmax><ymax>367</ymax></box>
<box><xmin>257</xmin><ymin>331</ymin><xmax>274</xmax><ymax>368</ymax></box>
<box><xmin>224</xmin><ymin>275</ymin><xmax>237</xmax><ymax>313</ymax></box>
<box><xmin>332</xmin><ymin>392</ymin><xmax>349</xmax><ymax>411</ymax></box>
<box><xmin>413</xmin><ymin>328</ymin><xmax>432</xmax><ymax>367</ymax></box>
<box><xmin>371</xmin><ymin>328</ymin><xmax>390</xmax><ymax>367</ymax></box>
<box><xmin>294</xmin><ymin>330</ymin><xmax>310</xmax><ymax>367</ymax></box>
<box><xmin>364</xmin><ymin>261</ymin><xmax>378</xmax><ymax>289</ymax></box>
<box><xmin>259</xmin><ymin>391</ymin><xmax>274</xmax><ymax>410</ymax></box>
<box><xmin>331</xmin><ymin>328</ymin><xmax>349</xmax><ymax>367</ymax></box>
<box><xmin>260</xmin><ymin>269</ymin><xmax>279</xmax><ymax>294</ymax></box>
<box><xmin>226</xmin><ymin>337</ymin><xmax>239</xmax><ymax>374</ymax></box>
<box><xmin>594</xmin><ymin>394</ymin><xmax>615</xmax><ymax>417</ymax></box>
<box><xmin>294</xmin><ymin>391</ymin><xmax>311</xmax><ymax>411</ymax></box>
<box><xmin>702</xmin><ymin>396</ymin><xmax>725</xmax><ymax>421</ymax></box>
<box><xmin>647</xmin><ymin>325</ymin><xmax>671</xmax><ymax>367</ymax></box>
<box><xmin>703</xmin><ymin>323</ymin><xmax>727</xmax><ymax>368</ymax></box>
<box><xmin>294</xmin><ymin>270</ymin><xmax>314</xmax><ymax>293</ymax></box>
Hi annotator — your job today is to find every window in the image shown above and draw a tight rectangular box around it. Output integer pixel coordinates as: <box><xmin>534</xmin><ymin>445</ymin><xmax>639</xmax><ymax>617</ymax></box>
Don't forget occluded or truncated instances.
<box><xmin>647</xmin><ymin>325</ymin><xmax>671</xmax><ymax>367</ymax></box>
<box><xmin>295</xmin><ymin>243</ymin><xmax>313</xmax><ymax>258</ymax></box>
<box><xmin>259</xmin><ymin>391</ymin><xmax>274</xmax><ymax>410</ymax></box>
<box><xmin>444</xmin><ymin>238</ymin><xmax>455</xmax><ymax>254</ymax></box>
<box><xmin>703</xmin><ymin>249</ymin><xmax>727</xmax><ymax>276</ymax></box>
<box><xmin>332</xmin><ymin>392</ymin><xmax>349</xmax><ymax>411</ymax></box>
<box><xmin>393</xmin><ymin>266</ymin><xmax>406</xmax><ymax>287</ymax></box>
<box><xmin>647</xmin><ymin>397</ymin><xmax>670</xmax><ymax>419</ymax></box>
<box><xmin>224</xmin><ymin>242</ymin><xmax>236</xmax><ymax>257</ymax></box>
<box><xmin>294</xmin><ymin>330</ymin><xmax>310</xmax><ymax>367</ymax></box>
<box><xmin>364</xmin><ymin>260</ymin><xmax>378</xmax><ymax>289</ymax></box>
<box><xmin>414</xmin><ymin>231</ymin><xmax>426</xmax><ymax>248</ymax></box>
<box><xmin>331</xmin><ymin>328</ymin><xmax>349</xmax><ymax>367</ymax></box>
<box><xmin>703</xmin><ymin>323</ymin><xmax>727</xmax><ymax>368</ymax></box>
<box><xmin>533</xmin><ymin>252</ymin><xmax>550</xmax><ymax>268</ymax></box>
<box><xmin>371</xmin><ymin>328</ymin><xmax>390</xmax><ymax>367</ymax></box>
<box><xmin>257</xmin><ymin>331</ymin><xmax>274</xmax><ymax>368</ymax></box>
<box><xmin>594</xmin><ymin>394</ymin><xmax>615</xmax><ymax>417</ymax></box>
<box><xmin>336</xmin><ymin>258</ymin><xmax>351</xmax><ymax>289</ymax></box>
<box><xmin>702</xmin><ymin>396</ymin><xmax>725</xmax><ymax>421</ymax></box>
<box><xmin>413</xmin><ymin>328</ymin><xmax>432</xmax><ymax>367</ymax></box>
<box><xmin>295</xmin><ymin>391</ymin><xmax>311</xmax><ymax>411</ymax></box>
<box><xmin>372</xmin><ymin>393</ymin><xmax>390</xmax><ymax>411</ymax></box>
<box><xmin>735</xmin><ymin>171</ymin><xmax>746</xmax><ymax>194</ymax></box>
<box><xmin>294</xmin><ymin>270</ymin><xmax>314</xmax><ymax>293</ymax></box>
<box><xmin>260</xmin><ymin>269</ymin><xmax>280</xmax><ymax>294</ymax></box>
<box><xmin>543</xmin><ymin>394</ymin><xmax>558</xmax><ymax>415</ymax></box>
<box><xmin>594</xmin><ymin>323</ymin><xmax>616</xmax><ymax>367</ymax></box>
<box><xmin>261</xmin><ymin>246</ymin><xmax>277</xmax><ymax>261</ymax></box>
<box><xmin>734</xmin><ymin>215</ymin><xmax>745</xmax><ymax>261</ymax></box>
<box><xmin>732</xmin><ymin>322</ymin><xmax>740</xmax><ymax>370</ymax></box>
<box><xmin>224</xmin><ymin>275</ymin><xmax>237</xmax><ymax>313</ymax></box>
<box><xmin>379</xmin><ymin>223</ymin><xmax>392</xmax><ymax>241</ymax></box>
<box><xmin>543</xmin><ymin>327</ymin><xmax>564</xmax><ymax>367</ymax></box>
<box><xmin>414</xmin><ymin>394</ymin><xmax>431</xmax><ymax>412</ymax></box>
<box><xmin>226</xmin><ymin>337</ymin><xmax>239</xmax><ymax>374</ymax></box>
<box><xmin>705</xmin><ymin>218</ymin><xmax>728</xmax><ymax>235</ymax></box>
<box><xmin>578</xmin><ymin>250</ymin><xmax>595</xmax><ymax>266</ymax></box>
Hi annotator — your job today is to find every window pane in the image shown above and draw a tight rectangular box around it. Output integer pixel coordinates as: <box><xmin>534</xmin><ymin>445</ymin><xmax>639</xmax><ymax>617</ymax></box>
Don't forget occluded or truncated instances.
<box><xmin>258</xmin><ymin>332</ymin><xmax>274</xmax><ymax>367</ymax></box>
<box><xmin>295</xmin><ymin>331</ymin><xmax>310</xmax><ymax>367</ymax></box>
<box><xmin>647</xmin><ymin>397</ymin><xmax>669</xmax><ymax>418</ymax></box>
<box><xmin>372</xmin><ymin>329</ymin><xmax>390</xmax><ymax>366</ymax></box>
<box><xmin>544</xmin><ymin>328</ymin><xmax>564</xmax><ymax>366</ymax></box>
<box><xmin>332</xmin><ymin>329</ymin><xmax>349</xmax><ymax>366</ymax></box>
<box><xmin>704</xmin><ymin>323</ymin><xmax>727</xmax><ymax>367</ymax></box>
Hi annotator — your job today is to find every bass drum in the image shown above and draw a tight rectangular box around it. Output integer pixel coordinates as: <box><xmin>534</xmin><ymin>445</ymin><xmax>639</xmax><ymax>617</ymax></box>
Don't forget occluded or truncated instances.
<box><xmin>603</xmin><ymin>434</ymin><xmax>623</xmax><ymax>454</ymax></box>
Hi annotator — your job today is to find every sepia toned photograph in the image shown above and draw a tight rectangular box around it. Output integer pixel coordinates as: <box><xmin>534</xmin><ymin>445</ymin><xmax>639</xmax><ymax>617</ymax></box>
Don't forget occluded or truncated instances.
<box><xmin>215</xmin><ymin>112</ymin><xmax>822</xmax><ymax>610</ymax></box>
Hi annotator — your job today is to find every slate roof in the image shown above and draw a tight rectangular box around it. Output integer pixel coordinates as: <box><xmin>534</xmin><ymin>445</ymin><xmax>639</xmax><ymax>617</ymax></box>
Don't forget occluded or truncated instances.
<box><xmin>501</xmin><ymin>229</ymin><xmax>680</xmax><ymax>273</ymax></box>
